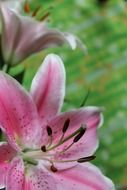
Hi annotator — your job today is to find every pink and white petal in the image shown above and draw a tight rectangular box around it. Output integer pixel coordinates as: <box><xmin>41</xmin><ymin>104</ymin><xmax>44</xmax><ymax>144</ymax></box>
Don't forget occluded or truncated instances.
<box><xmin>0</xmin><ymin>6</ymin><xmax>21</xmax><ymax>64</ymax></box>
<box><xmin>0</xmin><ymin>1</ymin><xmax>22</xmax><ymax>13</ymax></box>
<box><xmin>30</xmin><ymin>30</ymin><xmax>78</xmax><ymax>50</ymax></box>
<box><xmin>30</xmin><ymin>54</ymin><xmax>65</xmax><ymax>120</ymax></box>
<box><xmin>15</xmin><ymin>28</ymin><xmax>78</xmax><ymax>64</ymax></box>
<box><xmin>6</xmin><ymin>157</ymin><xmax>25</xmax><ymax>190</ymax></box>
<box><xmin>12</xmin><ymin>16</ymin><xmax>46</xmax><ymax>65</ymax></box>
<box><xmin>25</xmin><ymin>166</ymin><xmax>56</xmax><ymax>190</ymax></box>
<box><xmin>0</xmin><ymin>162</ymin><xmax>9</xmax><ymax>188</ymax></box>
<box><xmin>49</xmin><ymin>107</ymin><xmax>103</xmax><ymax>160</ymax></box>
<box><xmin>0</xmin><ymin>142</ymin><xmax>16</xmax><ymax>163</ymax></box>
<box><xmin>0</xmin><ymin>6</ymin><xmax>45</xmax><ymax>65</ymax></box>
<box><xmin>63</xmin><ymin>33</ymin><xmax>87</xmax><ymax>53</ymax></box>
<box><xmin>54</xmin><ymin>163</ymin><xmax>115</xmax><ymax>190</ymax></box>
<box><xmin>1</xmin><ymin>7</ymin><xmax>80</xmax><ymax>65</ymax></box>
<box><xmin>14</xmin><ymin>26</ymin><xmax>80</xmax><ymax>65</ymax></box>
<box><xmin>0</xmin><ymin>72</ymin><xmax>42</xmax><ymax>150</ymax></box>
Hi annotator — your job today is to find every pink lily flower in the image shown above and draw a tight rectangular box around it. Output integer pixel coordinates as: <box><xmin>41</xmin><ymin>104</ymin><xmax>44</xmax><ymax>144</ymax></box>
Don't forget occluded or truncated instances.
<box><xmin>0</xmin><ymin>6</ymin><xmax>82</xmax><ymax>66</ymax></box>
<box><xmin>0</xmin><ymin>54</ymin><xmax>115</xmax><ymax>190</ymax></box>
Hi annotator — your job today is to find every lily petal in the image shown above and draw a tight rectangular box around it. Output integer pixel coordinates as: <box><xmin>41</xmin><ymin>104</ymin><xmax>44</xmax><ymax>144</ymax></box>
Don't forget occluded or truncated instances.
<box><xmin>0</xmin><ymin>72</ymin><xmax>42</xmax><ymax>150</ymax></box>
<box><xmin>6</xmin><ymin>157</ymin><xmax>25</xmax><ymax>190</ymax></box>
<box><xmin>1</xmin><ymin>7</ymin><xmax>79</xmax><ymax>65</ymax></box>
<box><xmin>0</xmin><ymin>162</ymin><xmax>9</xmax><ymax>188</ymax></box>
<box><xmin>30</xmin><ymin>54</ymin><xmax>65</xmax><ymax>120</ymax></box>
<box><xmin>0</xmin><ymin>5</ymin><xmax>20</xmax><ymax>65</ymax></box>
<box><xmin>55</xmin><ymin>163</ymin><xmax>115</xmax><ymax>190</ymax></box>
<box><xmin>49</xmin><ymin>107</ymin><xmax>103</xmax><ymax>160</ymax></box>
<box><xmin>0</xmin><ymin>142</ymin><xmax>16</xmax><ymax>163</ymax></box>
<box><xmin>0</xmin><ymin>1</ymin><xmax>22</xmax><ymax>12</ymax></box>
<box><xmin>25</xmin><ymin>166</ymin><xmax>56</xmax><ymax>190</ymax></box>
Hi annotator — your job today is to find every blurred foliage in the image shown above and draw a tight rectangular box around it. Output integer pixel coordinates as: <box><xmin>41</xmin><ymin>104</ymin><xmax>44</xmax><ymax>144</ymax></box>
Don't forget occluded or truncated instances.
<box><xmin>1</xmin><ymin>0</ymin><xmax>127</xmax><ymax>188</ymax></box>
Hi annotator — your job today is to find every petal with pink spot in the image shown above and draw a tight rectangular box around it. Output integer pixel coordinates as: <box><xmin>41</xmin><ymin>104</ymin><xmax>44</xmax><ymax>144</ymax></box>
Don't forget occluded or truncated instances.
<box><xmin>6</xmin><ymin>157</ymin><xmax>25</xmax><ymax>190</ymax></box>
<box><xmin>25</xmin><ymin>166</ymin><xmax>56</xmax><ymax>190</ymax></box>
<box><xmin>0</xmin><ymin>72</ymin><xmax>42</xmax><ymax>150</ymax></box>
<box><xmin>54</xmin><ymin>163</ymin><xmax>115</xmax><ymax>190</ymax></box>
<box><xmin>0</xmin><ymin>142</ymin><xmax>16</xmax><ymax>163</ymax></box>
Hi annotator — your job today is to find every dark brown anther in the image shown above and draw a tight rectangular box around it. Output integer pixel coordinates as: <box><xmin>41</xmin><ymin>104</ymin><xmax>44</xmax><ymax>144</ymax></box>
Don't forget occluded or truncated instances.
<box><xmin>51</xmin><ymin>165</ymin><xmax>58</xmax><ymax>173</ymax></box>
<box><xmin>73</xmin><ymin>127</ymin><xmax>86</xmax><ymax>143</ymax></box>
<box><xmin>41</xmin><ymin>145</ymin><xmax>46</xmax><ymax>152</ymax></box>
<box><xmin>62</xmin><ymin>118</ymin><xmax>70</xmax><ymax>133</ymax></box>
<box><xmin>40</xmin><ymin>12</ymin><xmax>50</xmax><ymax>21</ymax></box>
<box><xmin>32</xmin><ymin>6</ymin><xmax>41</xmax><ymax>17</ymax></box>
<box><xmin>47</xmin><ymin>126</ymin><xmax>52</xmax><ymax>136</ymax></box>
<box><xmin>77</xmin><ymin>155</ymin><xmax>96</xmax><ymax>163</ymax></box>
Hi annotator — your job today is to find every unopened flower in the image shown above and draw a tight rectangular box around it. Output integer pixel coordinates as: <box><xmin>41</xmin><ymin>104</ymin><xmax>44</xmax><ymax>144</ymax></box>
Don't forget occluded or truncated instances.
<box><xmin>0</xmin><ymin>6</ymin><xmax>84</xmax><ymax>66</ymax></box>
<box><xmin>0</xmin><ymin>54</ymin><xmax>114</xmax><ymax>189</ymax></box>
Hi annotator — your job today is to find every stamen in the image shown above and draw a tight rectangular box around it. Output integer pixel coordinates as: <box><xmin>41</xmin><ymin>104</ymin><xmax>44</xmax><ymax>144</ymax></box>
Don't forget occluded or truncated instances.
<box><xmin>50</xmin><ymin>165</ymin><xmax>58</xmax><ymax>173</ymax></box>
<box><xmin>41</xmin><ymin>145</ymin><xmax>47</xmax><ymax>152</ymax></box>
<box><xmin>77</xmin><ymin>155</ymin><xmax>96</xmax><ymax>163</ymax></box>
<box><xmin>73</xmin><ymin>126</ymin><xmax>86</xmax><ymax>143</ymax></box>
<box><xmin>62</xmin><ymin>118</ymin><xmax>70</xmax><ymax>133</ymax></box>
<box><xmin>51</xmin><ymin>155</ymin><xmax>96</xmax><ymax>164</ymax></box>
<box><xmin>40</xmin><ymin>12</ymin><xmax>50</xmax><ymax>21</ymax></box>
<box><xmin>47</xmin><ymin>125</ymin><xmax>86</xmax><ymax>151</ymax></box>
<box><xmin>32</xmin><ymin>6</ymin><xmax>41</xmax><ymax>17</ymax></box>
<box><xmin>59</xmin><ymin>125</ymin><xmax>86</xmax><ymax>154</ymax></box>
<box><xmin>47</xmin><ymin>126</ymin><xmax>53</xmax><ymax>148</ymax></box>
<box><xmin>47</xmin><ymin>126</ymin><xmax>52</xmax><ymax>136</ymax></box>
<box><xmin>59</xmin><ymin>142</ymin><xmax>74</xmax><ymax>153</ymax></box>
<box><xmin>24</xmin><ymin>0</ymin><xmax>30</xmax><ymax>13</ymax></box>
<box><xmin>60</xmin><ymin>118</ymin><xmax>70</xmax><ymax>142</ymax></box>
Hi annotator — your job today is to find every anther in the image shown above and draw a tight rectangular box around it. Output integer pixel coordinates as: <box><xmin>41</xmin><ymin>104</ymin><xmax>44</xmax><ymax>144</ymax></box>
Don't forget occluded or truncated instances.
<box><xmin>60</xmin><ymin>118</ymin><xmax>70</xmax><ymax>142</ymax></box>
<box><xmin>32</xmin><ymin>6</ymin><xmax>41</xmax><ymax>17</ymax></box>
<box><xmin>62</xmin><ymin>118</ymin><xmax>70</xmax><ymax>133</ymax></box>
<box><xmin>73</xmin><ymin>126</ymin><xmax>86</xmax><ymax>143</ymax></box>
<box><xmin>77</xmin><ymin>155</ymin><xmax>96</xmax><ymax>163</ymax></box>
<box><xmin>47</xmin><ymin>126</ymin><xmax>52</xmax><ymax>136</ymax></box>
<box><xmin>24</xmin><ymin>0</ymin><xmax>30</xmax><ymax>13</ymax></box>
<box><xmin>51</xmin><ymin>165</ymin><xmax>58</xmax><ymax>173</ymax></box>
<box><xmin>41</xmin><ymin>145</ymin><xmax>47</xmax><ymax>152</ymax></box>
<box><xmin>40</xmin><ymin>12</ymin><xmax>50</xmax><ymax>21</ymax></box>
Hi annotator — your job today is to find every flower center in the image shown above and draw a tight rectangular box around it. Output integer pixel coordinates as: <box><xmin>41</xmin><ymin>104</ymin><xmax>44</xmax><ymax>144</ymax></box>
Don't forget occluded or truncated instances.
<box><xmin>21</xmin><ymin>118</ymin><xmax>96</xmax><ymax>172</ymax></box>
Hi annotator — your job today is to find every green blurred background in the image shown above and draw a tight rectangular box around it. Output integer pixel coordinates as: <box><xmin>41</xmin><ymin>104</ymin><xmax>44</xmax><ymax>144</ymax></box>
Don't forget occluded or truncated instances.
<box><xmin>2</xmin><ymin>0</ymin><xmax>127</xmax><ymax>189</ymax></box>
